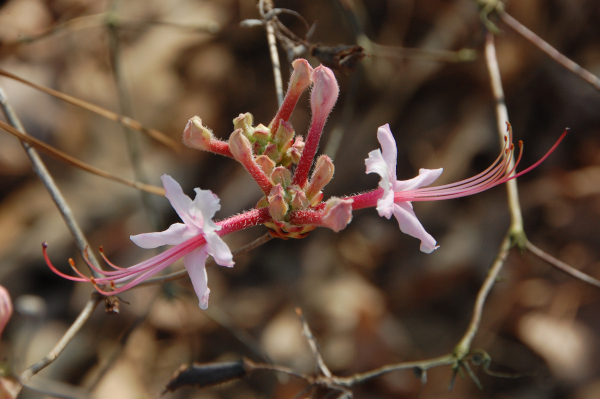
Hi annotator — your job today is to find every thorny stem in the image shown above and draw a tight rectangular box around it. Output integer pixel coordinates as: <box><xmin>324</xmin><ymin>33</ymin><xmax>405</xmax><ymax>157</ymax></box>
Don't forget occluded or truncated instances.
<box><xmin>501</xmin><ymin>12</ymin><xmax>600</xmax><ymax>92</ymax></box>
<box><xmin>484</xmin><ymin>32</ymin><xmax>525</xmax><ymax>245</ymax></box>
<box><xmin>0</xmin><ymin>87</ymin><xmax>103</xmax><ymax>279</ymax></box>
<box><xmin>19</xmin><ymin>293</ymin><xmax>103</xmax><ymax>385</ymax></box>
<box><xmin>526</xmin><ymin>240</ymin><xmax>600</xmax><ymax>289</ymax></box>
<box><xmin>260</xmin><ymin>0</ymin><xmax>284</xmax><ymax>107</ymax></box>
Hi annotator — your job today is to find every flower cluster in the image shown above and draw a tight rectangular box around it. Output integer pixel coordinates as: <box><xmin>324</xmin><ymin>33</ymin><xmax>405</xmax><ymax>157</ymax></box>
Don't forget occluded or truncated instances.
<box><xmin>45</xmin><ymin>58</ymin><xmax>567</xmax><ymax>309</ymax></box>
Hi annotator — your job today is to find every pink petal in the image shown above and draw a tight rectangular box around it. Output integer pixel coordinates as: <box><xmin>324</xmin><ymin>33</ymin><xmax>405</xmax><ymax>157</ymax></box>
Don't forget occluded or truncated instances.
<box><xmin>183</xmin><ymin>247</ymin><xmax>211</xmax><ymax>309</ymax></box>
<box><xmin>376</xmin><ymin>124</ymin><xmax>398</xmax><ymax>182</ymax></box>
<box><xmin>130</xmin><ymin>223</ymin><xmax>194</xmax><ymax>249</ymax></box>
<box><xmin>191</xmin><ymin>188</ymin><xmax>221</xmax><ymax>233</ymax></box>
<box><xmin>162</xmin><ymin>175</ymin><xmax>195</xmax><ymax>226</ymax></box>
<box><xmin>321</xmin><ymin>198</ymin><xmax>353</xmax><ymax>232</ymax></box>
<box><xmin>205</xmin><ymin>232</ymin><xmax>234</xmax><ymax>268</ymax></box>
<box><xmin>392</xmin><ymin>202</ymin><xmax>439</xmax><ymax>253</ymax></box>
<box><xmin>393</xmin><ymin>168</ymin><xmax>443</xmax><ymax>192</ymax></box>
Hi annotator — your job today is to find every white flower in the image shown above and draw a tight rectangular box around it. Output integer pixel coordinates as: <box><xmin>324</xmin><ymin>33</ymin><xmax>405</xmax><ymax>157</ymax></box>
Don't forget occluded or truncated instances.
<box><xmin>131</xmin><ymin>175</ymin><xmax>233</xmax><ymax>309</ymax></box>
<box><xmin>365</xmin><ymin>124</ymin><xmax>442</xmax><ymax>253</ymax></box>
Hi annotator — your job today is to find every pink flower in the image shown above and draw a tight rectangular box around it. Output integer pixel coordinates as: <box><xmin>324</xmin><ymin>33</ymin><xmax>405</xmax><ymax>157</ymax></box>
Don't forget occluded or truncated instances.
<box><xmin>362</xmin><ymin>123</ymin><xmax>568</xmax><ymax>253</ymax></box>
<box><xmin>130</xmin><ymin>175</ymin><xmax>234</xmax><ymax>309</ymax></box>
<box><xmin>45</xmin><ymin>175</ymin><xmax>241</xmax><ymax>310</ymax></box>
<box><xmin>366</xmin><ymin>124</ymin><xmax>441</xmax><ymax>253</ymax></box>
<box><xmin>0</xmin><ymin>285</ymin><xmax>12</xmax><ymax>339</ymax></box>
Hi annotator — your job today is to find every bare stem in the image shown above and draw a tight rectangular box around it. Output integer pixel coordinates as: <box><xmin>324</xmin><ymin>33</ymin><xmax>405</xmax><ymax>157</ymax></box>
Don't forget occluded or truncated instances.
<box><xmin>501</xmin><ymin>12</ymin><xmax>600</xmax><ymax>92</ymax></box>
<box><xmin>260</xmin><ymin>0</ymin><xmax>284</xmax><ymax>106</ymax></box>
<box><xmin>296</xmin><ymin>308</ymin><xmax>332</xmax><ymax>378</ymax></box>
<box><xmin>454</xmin><ymin>234</ymin><xmax>512</xmax><ymax>359</ymax></box>
<box><xmin>484</xmin><ymin>32</ymin><xmax>524</xmax><ymax>240</ymax></box>
<box><xmin>526</xmin><ymin>240</ymin><xmax>600</xmax><ymax>289</ymax></box>
<box><xmin>19</xmin><ymin>293</ymin><xmax>102</xmax><ymax>384</ymax></box>
<box><xmin>0</xmin><ymin>87</ymin><xmax>103</xmax><ymax>278</ymax></box>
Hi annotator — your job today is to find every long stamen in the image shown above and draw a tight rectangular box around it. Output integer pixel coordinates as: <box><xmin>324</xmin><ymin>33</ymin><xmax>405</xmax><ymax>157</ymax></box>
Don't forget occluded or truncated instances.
<box><xmin>42</xmin><ymin>243</ymin><xmax>88</xmax><ymax>282</ymax></box>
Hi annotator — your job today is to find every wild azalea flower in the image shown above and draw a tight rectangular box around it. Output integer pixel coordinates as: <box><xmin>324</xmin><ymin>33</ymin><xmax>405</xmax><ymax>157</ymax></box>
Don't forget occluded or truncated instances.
<box><xmin>45</xmin><ymin>58</ymin><xmax>567</xmax><ymax>308</ymax></box>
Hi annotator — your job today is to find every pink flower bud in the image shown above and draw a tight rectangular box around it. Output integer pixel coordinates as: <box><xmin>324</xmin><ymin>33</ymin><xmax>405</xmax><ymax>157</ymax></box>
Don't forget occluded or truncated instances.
<box><xmin>268</xmin><ymin>184</ymin><xmax>288</xmax><ymax>221</ymax></box>
<box><xmin>183</xmin><ymin>116</ymin><xmax>214</xmax><ymax>151</ymax></box>
<box><xmin>229</xmin><ymin>129</ymin><xmax>254</xmax><ymax>162</ymax></box>
<box><xmin>270</xmin><ymin>59</ymin><xmax>313</xmax><ymax>134</ymax></box>
<box><xmin>321</xmin><ymin>198</ymin><xmax>353</xmax><ymax>232</ymax></box>
<box><xmin>310</xmin><ymin>65</ymin><xmax>339</xmax><ymax>125</ymax></box>
<box><xmin>306</xmin><ymin>155</ymin><xmax>334</xmax><ymax>201</ymax></box>
<box><xmin>291</xmin><ymin>189</ymin><xmax>310</xmax><ymax>210</ymax></box>
<box><xmin>0</xmin><ymin>285</ymin><xmax>12</xmax><ymax>339</ymax></box>
<box><xmin>256</xmin><ymin>155</ymin><xmax>275</xmax><ymax>176</ymax></box>
<box><xmin>253</xmin><ymin>124</ymin><xmax>271</xmax><ymax>143</ymax></box>
<box><xmin>230</xmin><ymin>130</ymin><xmax>273</xmax><ymax>194</ymax></box>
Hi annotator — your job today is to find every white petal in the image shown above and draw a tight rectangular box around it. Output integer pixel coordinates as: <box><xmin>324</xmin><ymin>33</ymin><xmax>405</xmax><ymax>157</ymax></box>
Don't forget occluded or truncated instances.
<box><xmin>161</xmin><ymin>175</ymin><xmax>195</xmax><ymax>226</ymax></box>
<box><xmin>393</xmin><ymin>168</ymin><xmax>443</xmax><ymax>192</ymax></box>
<box><xmin>191</xmin><ymin>188</ymin><xmax>221</xmax><ymax>233</ymax></box>
<box><xmin>366</xmin><ymin>150</ymin><xmax>392</xmax><ymax>188</ymax></box>
<box><xmin>376</xmin><ymin>189</ymin><xmax>395</xmax><ymax>219</ymax></box>
<box><xmin>130</xmin><ymin>223</ymin><xmax>193</xmax><ymax>248</ymax></box>
<box><xmin>205</xmin><ymin>232</ymin><xmax>234</xmax><ymax>268</ymax></box>
<box><xmin>376</xmin><ymin>124</ymin><xmax>398</xmax><ymax>182</ymax></box>
<box><xmin>392</xmin><ymin>202</ymin><xmax>439</xmax><ymax>254</ymax></box>
<box><xmin>183</xmin><ymin>247</ymin><xmax>211</xmax><ymax>309</ymax></box>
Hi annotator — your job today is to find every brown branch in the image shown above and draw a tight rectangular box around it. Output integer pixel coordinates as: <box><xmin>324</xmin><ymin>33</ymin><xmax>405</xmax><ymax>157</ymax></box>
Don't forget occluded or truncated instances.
<box><xmin>501</xmin><ymin>12</ymin><xmax>600</xmax><ymax>92</ymax></box>
<box><xmin>296</xmin><ymin>308</ymin><xmax>332</xmax><ymax>378</ymax></box>
<box><xmin>0</xmin><ymin>119</ymin><xmax>165</xmax><ymax>196</ymax></box>
<box><xmin>259</xmin><ymin>0</ymin><xmax>284</xmax><ymax>107</ymax></box>
<box><xmin>525</xmin><ymin>240</ymin><xmax>600</xmax><ymax>289</ymax></box>
<box><xmin>0</xmin><ymin>68</ymin><xmax>181</xmax><ymax>152</ymax></box>
<box><xmin>19</xmin><ymin>293</ymin><xmax>103</xmax><ymax>385</ymax></box>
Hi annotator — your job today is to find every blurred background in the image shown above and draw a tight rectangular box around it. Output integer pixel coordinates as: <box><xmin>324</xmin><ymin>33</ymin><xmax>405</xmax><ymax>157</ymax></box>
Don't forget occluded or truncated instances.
<box><xmin>0</xmin><ymin>0</ymin><xmax>599</xmax><ymax>398</ymax></box>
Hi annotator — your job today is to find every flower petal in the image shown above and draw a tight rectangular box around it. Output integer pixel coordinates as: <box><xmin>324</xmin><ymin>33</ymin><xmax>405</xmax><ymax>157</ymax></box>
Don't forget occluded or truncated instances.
<box><xmin>205</xmin><ymin>232</ymin><xmax>234</xmax><ymax>268</ymax></box>
<box><xmin>191</xmin><ymin>188</ymin><xmax>221</xmax><ymax>233</ymax></box>
<box><xmin>183</xmin><ymin>247</ymin><xmax>211</xmax><ymax>309</ymax></box>
<box><xmin>392</xmin><ymin>202</ymin><xmax>439</xmax><ymax>253</ymax></box>
<box><xmin>161</xmin><ymin>174</ymin><xmax>195</xmax><ymax>226</ymax></box>
<box><xmin>376</xmin><ymin>124</ymin><xmax>398</xmax><ymax>182</ymax></box>
<box><xmin>393</xmin><ymin>168</ymin><xmax>443</xmax><ymax>192</ymax></box>
<box><xmin>130</xmin><ymin>223</ymin><xmax>193</xmax><ymax>248</ymax></box>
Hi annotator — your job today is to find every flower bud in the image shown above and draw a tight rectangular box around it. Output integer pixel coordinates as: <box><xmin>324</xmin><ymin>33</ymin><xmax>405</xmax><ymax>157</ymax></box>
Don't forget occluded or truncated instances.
<box><xmin>289</xmin><ymin>137</ymin><xmax>304</xmax><ymax>164</ymax></box>
<box><xmin>253</xmin><ymin>124</ymin><xmax>271</xmax><ymax>144</ymax></box>
<box><xmin>268</xmin><ymin>184</ymin><xmax>288</xmax><ymax>221</ymax></box>
<box><xmin>321</xmin><ymin>197</ymin><xmax>353</xmax><ymax>232</ymax></box>
<box><xmin>269</xmin><ymin>59</ymin><xmax>314</xmax><ymax>134</ymax></box>
<box><xmin>233</xmin><ymin>113</ymin><xmax>254</xmax><ymax>136</ymax></box>
<box><xmin>271</xmin><ymin>166</ymin><xmax>292</xmax><ymax>187</ymax></box>
<box><xmin>291</xmin><ymin>189</ymin><xmax>309</xmax><ymax>210</ymax></box>
<box><xmin>310</xmin><ymin>65</ymin><xmax>339</xmax><ymax>125</ymax></box>
<box><xmin>183</xmin><ymin>116</ymin><xmax>214</xmax><ymax>151</ymax></box>
<box><xmin>274</xmin><ymin>120</ymin><xmax>295</xmax><ymax>152</ymax></box>
<box><xmin>306</xmin><ymin>155</ymin><xmax>334</xmax><ymax>201</ymax></box>
<box><xmin>256</xmin><ymin>155</ymin><xmax>275</xmax><ymax>177</ymax></box>
<box><xmin>229</xmin><ymin>129</ymin><xmax>254</xmax><ymax>162</ymax></box>
<box><xmin>263</xmin><ymin>143</ymin><xmax>279</xmax><ymax>160</ymax></box>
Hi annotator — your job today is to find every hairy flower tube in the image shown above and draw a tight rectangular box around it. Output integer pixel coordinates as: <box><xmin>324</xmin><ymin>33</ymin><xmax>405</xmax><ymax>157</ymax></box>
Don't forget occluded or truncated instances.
<box><xmin>46</xmin><ymin>58</ymin><xmax>567</xmax><ymax>308</ymax></box>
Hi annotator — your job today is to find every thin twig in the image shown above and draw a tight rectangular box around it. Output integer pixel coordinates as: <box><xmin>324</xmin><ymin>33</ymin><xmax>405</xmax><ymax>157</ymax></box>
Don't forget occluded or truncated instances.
<box><xmin>0</xmin><ymin>120</ymin><xmax>165</xmax><ymax>196</ymax></box>
<box><xmin>106</xmin><ymin>0</ymin><xmax>162</xmax><ymax>229</ymax></box>
<box><xmin>0</xmin><ymin>88</ymin><xmax>103</xmax><ymax>278</ymax></box>
<box><xmin>501</xmin><ymin>12</ymin><xmax>600</xmax><ymax>92</ymax></box>
<box><xmin>19</xmin><ymin>293</ymin><xmax>103</xmax><ymax>385</ymax></box>
<box><xmin>137</xmin><ymin>233</ymin><xmax>273</xmax><ymax>287</ymax></box>
<box><xmin>0</xmin><ymin>69</ymin><xmax>180</xmax><ymax>151</ymax></box>
<box><xmin>260</xmin><ymin>0</ymin><xmax>284</xmax><ymax>107</ymax></box>
<box><xmin>333</xmin><ymin>354</ymin><xmax>454</xmax><ymax>387</ymax></box>
<box><xmin>484</xmin><ymin>32</ymin><xmax>524</xmax><ymax>239</ymax></box>
<box><xmin>296</xmin><ymin>308</ymin><xmax>332</xmax><ymax>378</ymax></box>
<box><xmin>525</xmin><ymin>240</ymin><xmax>600</xmax><ymax>289</ymax></box>
<box><xmin>454</xmin><ymin>234</ymin><xmax>512</xmax><ymax>359</ymax></box>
